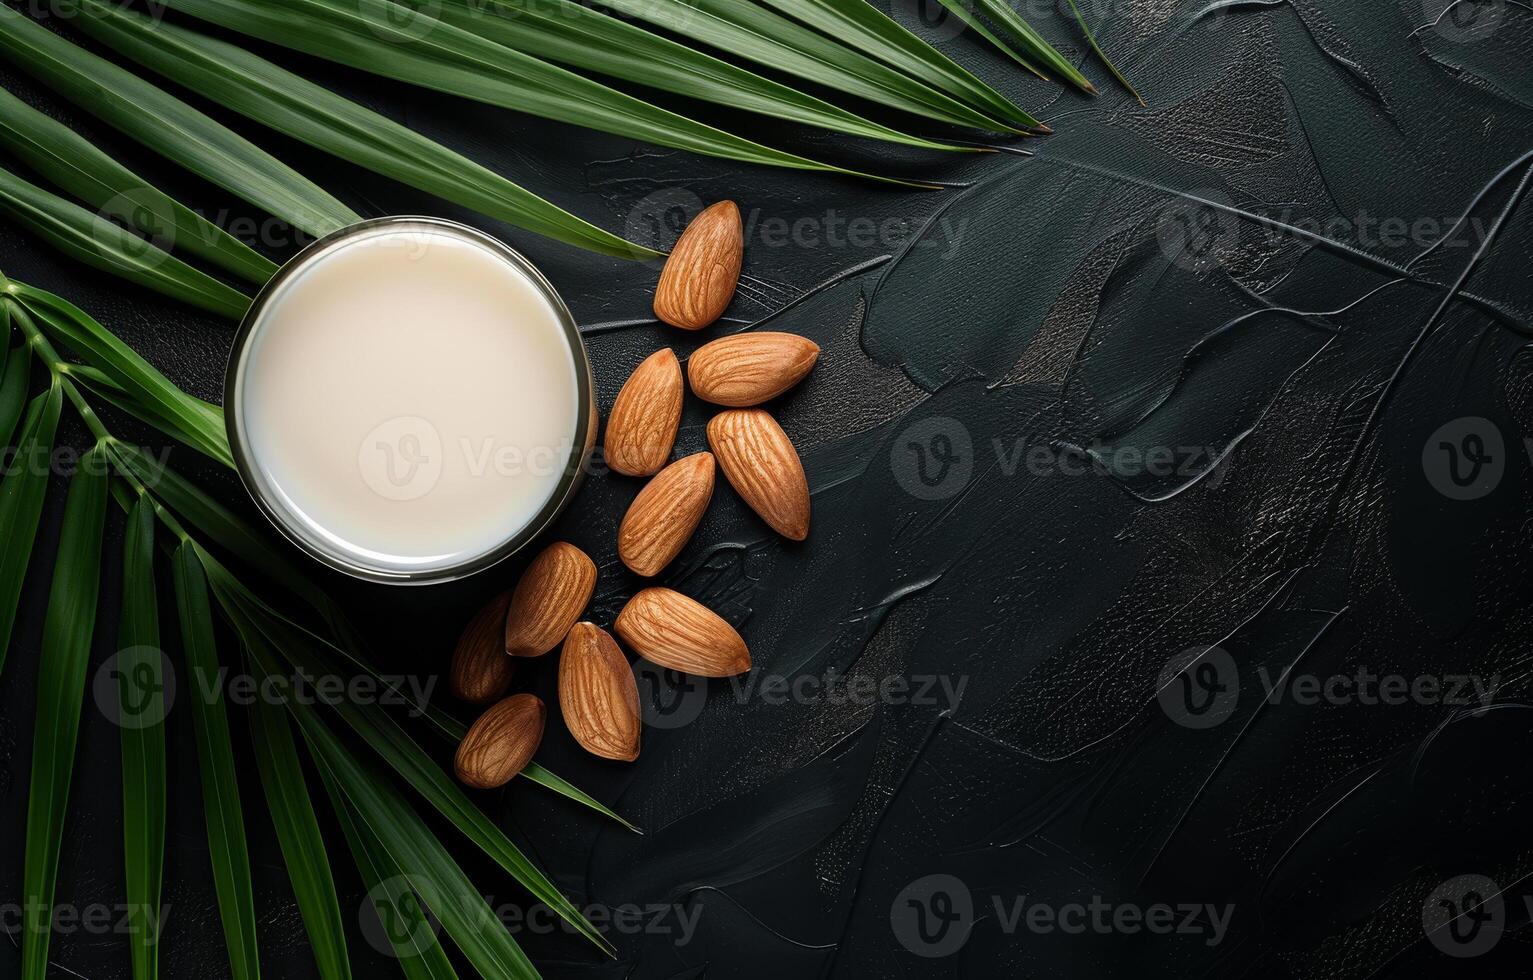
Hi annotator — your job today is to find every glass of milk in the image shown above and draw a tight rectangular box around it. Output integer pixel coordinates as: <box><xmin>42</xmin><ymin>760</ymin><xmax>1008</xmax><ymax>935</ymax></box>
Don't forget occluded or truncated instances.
<box><xmin>226</xmin><ymin>217</ymin><xmax>595</xmax><ymax>584</ymax></box>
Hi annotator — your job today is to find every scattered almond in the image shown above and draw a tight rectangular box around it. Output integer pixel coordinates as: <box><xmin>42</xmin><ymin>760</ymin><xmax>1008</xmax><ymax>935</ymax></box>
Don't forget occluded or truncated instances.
<box><xmin>614</xmin><ymin>587</ymin><xmax>750</xmax><ymax>677</ymax></box>
<box><xmin>706</xmin><ymin>409</ymin><xmax>810</xmax><ymax>541</ymax></box>
<box><xmin>618</xmin><ymin>452</ymin><xmax>715</xmax><ymax>577</ymax></box>
<box><xmin>449</xmin><ymin>591</ymin><xmax>514</xmax><ymax>704</ymax></box>
<box><xmin>559</xmin><ymin>623</ymin><xmax>641</xmax><ymax>761</ymax></box>
<box><xmin>688</xmin><ymin>332</ymin><xmax>820</xmax><ymax>407</ymax></box>
<box><xmin>605</xmin><ymin>348</ymin><xmax>683</xmax><ymax>476</ymax></box>
<box><xmin>653</xmin><ymin>200</ymin><xmax>743</xmax><ymax>330</ymax></box>
<box><xmin>454</xmin><ymin>693</ymin><xmax>545</xmax><ymax>789</ymax></box>
<box><xmin>504</xmin><ymin>541</ymin><xmax>597</xmax><ymax>657</ymax></box>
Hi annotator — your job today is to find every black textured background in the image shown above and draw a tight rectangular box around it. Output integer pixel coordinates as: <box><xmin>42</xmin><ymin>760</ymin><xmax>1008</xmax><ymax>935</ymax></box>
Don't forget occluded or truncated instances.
<box><xmin>3</xmin><ymin>0</ymin><xmax>1533</xmax><ymax>977</ymax></box>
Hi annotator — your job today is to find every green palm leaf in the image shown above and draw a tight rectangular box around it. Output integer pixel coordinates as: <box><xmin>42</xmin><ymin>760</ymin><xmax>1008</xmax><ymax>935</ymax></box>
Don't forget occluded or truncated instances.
<box><xmin>158</xmin><ymin>0</ymin><xmax>922</xmax><ymax>186</ymax></box>
<box><xmin>0</xmin><ymin>84</ymin><xmax>276</xmax><ymax>284</ymax></box>
<box><xmin>294</xmin><ymin>707</ymin><xmax>542</xmax><ymax>980</ymax></box>
<box><xmin>957</xmin><ymin>0</ymin><xmax>1097</xmax><ymax>93</ymax></box>
<box><xmin>0</xmin><ymin>164</ymin><xmax>250</xmax><ymax>316</ymax></box>
<box><xmin>206</xmin><ymin>569</ymin><xmax>612</xmax><ymax>954</ymax></box>
<box><xmin>65</xmin><ymin>1</ymin><xmax>655</xmax><ymax>260</ymax></box>
<box><xmin>754</xmin><ymin>0</ymin><xmax>1045</xmax><ymax>127</ymax></box>
<box><xmin>171</xmin><ymin>543</ymin><xmax>261</xmax><ymax>980</ymax></box>
<box><xmin>0</xmin><ymin>381</ymin><xmax>62</xmax><ymax>676</ymax></box>
<box><xmin>926</xmin><ymin>0</ymin><xmax>1050</xmax><ymax>79</ymax></box>
<box><xmin>0</xmin><ymin>338</ymin><xmax>29</xmax><ymax>470</ymax></box>
<box><xmin>602</xmin><ymin>0</ymin><xmax>1031</xmax><ymax>133</ymax></box>
<box><xmin>118</xmin><ymin>495</ymin><xmax>168</xmax><ymax>980</ymax></box>
<box><xmin>432</xmin><ymin>0</ymin><xmax>965</xmax><ymax>153</ymax></box>
<box><xmin>332</xmin><ymin>796</ymin><xmax>461</xmax><ymax>980</ymax></box>
<box><xmin>14</xmin><ymin>284</ymin><xmax>233</xmax><ymax>461</ymax></box>
<box><xmin>21</xmin><ymin>444</ymin><xmax>109</xmax><ymax>980</ymax></box>
<box><xmin>250</xmin><ymin>693</ymin><xmax>353</xmax><ymax>980</ymax></box>
<box><xmin>1061</xmin><ymin>0</ymin><xmax>1144</xmax><ymax>105</ymax></box>
<box><xmin>0</xmin><ymin>5</ymin><xmax>358</xmax><ymax>236</ymax></box>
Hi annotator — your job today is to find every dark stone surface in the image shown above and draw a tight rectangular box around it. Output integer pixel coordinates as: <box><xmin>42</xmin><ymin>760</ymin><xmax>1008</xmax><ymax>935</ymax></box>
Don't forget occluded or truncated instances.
<box><xmin>2</xmin><ymin>0</ymin><xmax>1533</xmax><ymax>977</ymax></box>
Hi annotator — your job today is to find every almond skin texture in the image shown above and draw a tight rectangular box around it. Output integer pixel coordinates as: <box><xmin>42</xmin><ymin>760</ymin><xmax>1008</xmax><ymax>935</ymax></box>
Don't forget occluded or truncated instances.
<box><xmin>559</xmin><ymin>623</ymin><xmax>642</xmax><ymax>762</ymax></box>
<box><xmin>706</xmin><ymin>409</ymin><xmax>810</xmax><ymax>541</ymax></box>
<box><xmin>450</xmin><ymin>591</ymin><xmax>514</xmax><ymax>704</ymax></box>
<box><xmin>455</xmin><ymin>693</ymin><xmax>545</xmax><ymax>789</ymax></box>
<box><xmin>653</xmin><ymin>200</ymin><xmax>743</xmax><ymax>330</ymax></box>
<box><xmin>605</xmin><ymin>348</ymin><xmax>683</xmax><ymax>476</ymax></box>
<box><xmin>618</xmin><ymin>452</ymin><xmax>715</xmax><ymax>577</ymax></box>
<box><xmin>688</xmin><ymin>332</ymin><xmax>820</xmax><ymax>407</ymax></box>
<box><xmin>614</xmin><ymin>587</ymin><xmax>750</xmax><ymax>677</ymax></box>
<box><xmin>504</xmin><ymin>542</ymin><xmax>598</xmax><ymax>657</ymax></box>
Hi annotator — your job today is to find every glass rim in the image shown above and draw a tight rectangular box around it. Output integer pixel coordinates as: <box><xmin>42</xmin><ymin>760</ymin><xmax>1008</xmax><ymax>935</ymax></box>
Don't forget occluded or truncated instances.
<box><xmin>223</xmin><ymin>215</ymin><xmax>596</xmax><ymax>586</ymax></box>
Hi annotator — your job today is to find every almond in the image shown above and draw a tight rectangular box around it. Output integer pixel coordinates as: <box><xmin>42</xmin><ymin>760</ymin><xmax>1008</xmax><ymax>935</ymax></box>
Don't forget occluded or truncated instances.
<box><xmin>618</xmin><ymin>452</ymin><xmax>714</xmax><ymax>577</ymax></box>
<box><xmin>706</xmin><ymin>409</ymin><xmax>810</xmax><ymax>541</ymax></box>
<box><xmin>605</xmin><ymin>348</ymin><xmax>683</xmax><ymax>476</ymax></box>
<box><xmin>613</xmin><ymin>587</ymin><xmax>750</xmax><ymax>677</ymax></box>
<box><xmin>653</xmin><ymin>200</ymin><xmax>743</xmax><ymax>330</ymax></box>
<box><xmin>450</xmin><ymin>591</ymin><xmax>514</xmax><ymax>703</ymax></box>
<box><xmin>688</xmin><ymin>332</ymin><xmax>820</xmax><ymax>407</ymax></box>
<box><xmin>504</xmin><ymin>541</ymin><xmax>597</xmax><ymax>657</ymax></box>
<box><xmin>559</xmin><ymin>623</ymin><xmax>641</xmax><ymax>761</ymax></box>
<box><xmin>454</xmin><ymin>693</ymin><xmax>545</xmax><ymax>789</ymax></box>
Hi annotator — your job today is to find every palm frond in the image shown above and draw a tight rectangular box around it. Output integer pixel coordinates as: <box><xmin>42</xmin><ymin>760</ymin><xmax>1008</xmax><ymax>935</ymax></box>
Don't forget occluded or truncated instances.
<box><xmin>0</xmin><ymin>165</ymin><xmax>250</xmax><ymax>316</ymax></box>
<box><xmin>158</xmin><ymin>0</ymin><xmax>926</xmax><ymax>186</ymax></box>
<box><xmin>755</xmin><ymin>0</ymin><xmax>1045</xmax><ymax>127</ymax></box>
<box><xmin>0</xmin><ymin>381</ymin><xmax>62</xmax><ymax>676</ymax></box>
<box><xmin>20</xmin><ymin>445</ymin><xmax>108</xmax><ymax>980</ymax></box>
<box><xmin>602</xmin><ymin>0</ymin><xmax>1032</xmax><ymax>133</ymax></box>
<box><xmin>66</xmin><ymin>0</ymin><xmax>657</xmax><ymax>259</ymax></box>
<box><xmin>0</xmin><ymin>4</ymin><xmax>358</xmax><ymax>235</ymax></box>
<box><xmin>250</xmin><ymin>693</ymin><xmax>354</xmax><ymax>980</ymax></box>
<box><xmin>170</xmin><ymin>542</ymin><xmax>262</xmax><ymax>980</ymax></box>
<box><xmin>118</xmin><ymin>495</ymin><xmax>168</xmax><ymax>980</ymax></box>
<box><xmin>959</xmin><ymin>0</ymin><xmax>1098</xmax><ymax>92</ymax></box>
<box><xmin>433</xmin><ymin>0</ymin><xmax>967</xmax><ymax>152</ymax></box>
<box><xmin>0</xmin><ymin>85</ymin><xmax>277</xmax><ymax>284</ymax></box>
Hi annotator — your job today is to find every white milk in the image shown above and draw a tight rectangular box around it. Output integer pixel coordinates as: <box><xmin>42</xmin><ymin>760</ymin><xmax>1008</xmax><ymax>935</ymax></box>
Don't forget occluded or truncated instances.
<box><xmin>234</xmin><ymin>223</ymin><xmax>584</xmax><ymax>580</ymax></box>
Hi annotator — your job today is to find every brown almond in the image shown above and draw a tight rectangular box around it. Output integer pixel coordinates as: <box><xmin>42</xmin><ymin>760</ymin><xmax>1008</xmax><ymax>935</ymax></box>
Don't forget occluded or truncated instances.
<box><xmin>688</xmin><ymin>332</ymin><xmax>820</xmax><ymax>407</ymax></box>
<box><xmin>605</xmin><ymin>348</ymin><xmax>683</xmax><ymax>476</ymax></box>
<box><xmin>706</xmin><ymin>409</ymin><xmax>810</xmax><ymax>541</ymax></box>
<box><xmin>559</xmin><ymin>623</ymin><xmax>641</xmax><ymax>762</ymax></box>
<box><xmin>449</xmin><ymin>591</ymin><xmax>514</xmax><ymax>704</ymax></box>
<box><xmin>454</xmin><ymin>693</ymin><xmax>545</xmax><ymax>789</ymax></box>
<box><xmin>618</xmin><ymin>452</ymin><xmax>715</xmax><ymax>577</ymax></box>
<box><xmin>613</xmin><ymin>587</ymin><xmax>750</xmax><ymax>678</ymax></box>
<box><xmin>653</xmin><ymin>200</ymin><xmax>743</xmax><ymax>330</ymax></box>
<box><xmin>504</xmin><ymin>542</ymin><xmax>597</xmax><ymax>657</ymax></box>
